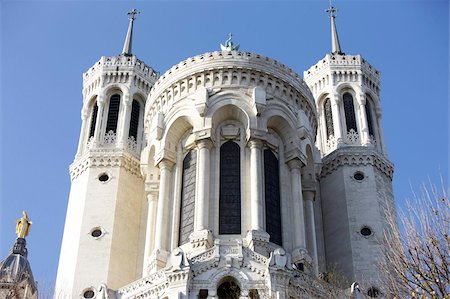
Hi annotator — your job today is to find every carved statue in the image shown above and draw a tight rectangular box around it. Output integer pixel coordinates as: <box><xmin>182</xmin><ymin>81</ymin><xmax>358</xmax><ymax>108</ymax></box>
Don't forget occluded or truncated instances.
<box><xmin>350</xmin><ymin>282</ymin><xmax>364</xmax><ymax>299</ymax></box>
<box><xmin>16</xmin><ymin>211</ymin><xmax>32</xmax><ymax>239</ymax></box>
<box><xmin>96</xmin><ymin>283</ymin><xmax>110</xmax><ymax>299</ymax></box>
<box><xmin>220</xmin><ymin>33</ymin><xmax>240</xmax><ymax>51</ymax></box>
<box><xmin>167</xmin><ymin>247</ymin><xmax>189</xmax><ymax>271</ymax></box>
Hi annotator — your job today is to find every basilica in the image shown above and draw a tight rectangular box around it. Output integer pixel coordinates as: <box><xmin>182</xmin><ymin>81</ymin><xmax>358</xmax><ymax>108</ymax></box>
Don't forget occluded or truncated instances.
<box><xmin>53</xmin><ymin>6</ymin><xmax>394</xmax><ymax>299</ymax></box>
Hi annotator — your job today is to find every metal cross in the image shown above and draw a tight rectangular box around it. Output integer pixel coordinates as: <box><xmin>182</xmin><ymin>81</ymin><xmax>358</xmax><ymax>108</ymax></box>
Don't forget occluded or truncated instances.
<box><xmin>326</xmin><ymin>0</ymin><xmax>338</xmax><ymax>17</ymax></box>
<box><xmin>127</xmin><ymin>8</ymin><xmax>140</xmax><ymax>20</ymax></box>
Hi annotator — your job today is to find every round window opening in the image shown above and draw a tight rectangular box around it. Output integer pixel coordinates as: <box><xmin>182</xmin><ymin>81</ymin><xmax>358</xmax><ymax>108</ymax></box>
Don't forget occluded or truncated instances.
<box><xmin>360</xmin><ymin>226</ymin><xmax>372</xmax><ymax>237</ymax></box>
<box><xmin>91</xmin><ymin>229</ymin><xmax>103</xmax><ymax>238</ymax></box>
<box><xmin>98</xmin><ymin>173</ymin><xmax>109</xmax><ymax>182</ymax></box>
<box><xmin>354</xmin><ymin>172</ymin><xmax>365</xmax><ymax>181</ymax></box>
<box><xmin>367</xmin><ymin>287</ymin><xmax>380</xmax><ymax>298</ymax></box>
<box><xmin>83</xmin><ymin>290</ymin><xmax>95</xmax><ymax>299</ymax></box>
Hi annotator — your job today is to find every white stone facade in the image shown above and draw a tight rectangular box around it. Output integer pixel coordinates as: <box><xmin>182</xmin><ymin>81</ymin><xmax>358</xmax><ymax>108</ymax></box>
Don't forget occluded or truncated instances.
<box><xmin>55</xmin><ymin>47</ymin><xmax>394</xmax><ymax>299</ymax></box>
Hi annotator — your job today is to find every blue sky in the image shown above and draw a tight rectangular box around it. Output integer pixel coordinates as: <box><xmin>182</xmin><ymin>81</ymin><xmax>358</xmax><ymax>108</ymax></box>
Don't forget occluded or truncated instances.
<box><xmin>1</xmin><ymin>0</ymin><xmax>448</xmax><ymax>293</ymax></box>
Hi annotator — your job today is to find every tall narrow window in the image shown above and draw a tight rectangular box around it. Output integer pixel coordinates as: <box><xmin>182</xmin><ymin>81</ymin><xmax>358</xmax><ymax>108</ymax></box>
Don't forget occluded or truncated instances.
<box><xmin>365</xmin><ymin>97</ymin><xmax>374</xmax><ymax>136</ymax></box>
<box><xmin>128</xmin><ymin>100</ymin><xmax>140</xmax><ymax>140</ymax></box>
<box><xmin>179</xmin><ymin>150</ymin><xmax>196</xmax><ymax>245</ymax></box>
<box><xmin>88</xmin><ymin>102</ymin><xmax>98</xmax><ymax>138</ymax></box>
<box><xmin>264</xmin><ymin>150</ymin><xmax>282</xmax><ymax>246</ymax></box>
<box><xmin>219</xmin><ymin>141</ymin><xmax>241</xmax><ymax>234</ymax></box>
<box><xmin>343</xmin><ymin>93</ymin><xmax>358</xmax><ymax>132</ymax></box>
<box><xmin>105</xmin><ymin>94</ymin><xmax>120</xmax><ymax>133</ymax></box>
<box><xmin>323</xmin><ymin>98</ymin><xmax>334</xmax><ymax>138</ymax></box>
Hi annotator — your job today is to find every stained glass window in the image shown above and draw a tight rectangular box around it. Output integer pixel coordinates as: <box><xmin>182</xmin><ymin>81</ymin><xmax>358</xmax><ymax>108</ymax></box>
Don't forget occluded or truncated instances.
<box><xmin>219</xmin><ymin>141</ymin><xmax>241</xmax><ymax>234</ymax></box>
<box><xmin>179</xmin><ymin>150</ymin><xmax>196</xmax><ymax>245</ymax></box>
<box><xmin>105</xmin><ymin>94</ymin><xmax>120</xmax><ymax>133</ymax></box>
<box><xmin>264</xmin><ymin>149</ymin><xmax>282</xmax><ymax>245</ymax></box>
<box><xmin>343</xmin><ymin>93</ymin><xmax>358</xmax><ymax>132</ymax></box>
<box><xmin>324</xmin><ymin>98</ymin><xmax>334</xmax><ymax>138</ymax></box>
<box><xmin>88</xmin><ymin>102</ymin><xmax>98</xmax><ymax>138</ymax></box>
<box><xmin>128</xmin><ymin>100</ymin><xmax>140</xmax><ymax>140</ymax></box>
<box><xmin>365</xmin><ymin>97</ymin><xmax>374</xmax><ymax>136</ymax></box>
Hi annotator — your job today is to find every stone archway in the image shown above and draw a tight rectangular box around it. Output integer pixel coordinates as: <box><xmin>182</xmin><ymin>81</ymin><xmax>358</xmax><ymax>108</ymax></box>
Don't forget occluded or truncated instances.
<box><xmin>217</xmin><ymin>277</ymin><xmax>241</xmax><ymax>299</ymax></box>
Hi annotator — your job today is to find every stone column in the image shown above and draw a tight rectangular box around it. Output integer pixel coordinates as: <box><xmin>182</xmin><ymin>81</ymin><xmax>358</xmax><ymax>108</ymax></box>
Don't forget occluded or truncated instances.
<box><xmin>93</xmin><ymin>97</ymin><xmax>105</xmax><ymax>145</ymax></box>
<box><xmin>303</xmin><ymin>190</ymin><xmax>318</xmax><ymax>276</ymax></box>
<box><xmin>246</xmin><ymin>139</ymin><xmax>269</xmax><ymax>256</ymax></box>
<box><xmin>190</xmin><ymin>139</ymin><xmax>214</xmax><ymax>253</ymax></box>
<box><xmin>75</xmin><ymin>109</ymin><xmax>89</xmax><ymax>157</ymax></box>
<box><xmin>153</xmin><ymin>159</ymin><xmax>174</xmax><ymax>269</ymax></box>
<box><xmin>357</xmin><ymin>93</ymin><xmax>370</xmax><ymax>145</ymax></box>
<box><xmin>375</xmin><ymin>108</ymin><xmax>387</xmax><ymax>154</ymax></box>
<box><xmin>143</xmin><ymin>190</ymin><xmax>158</xmax><ymax>276</ymax></box>
<box><xmin>288</xmin><ymin>159</ymin><xmax>307</xmax><ymax>263</ymax></box>
<box><xmin>249</xmin><ymin>139</ymin><xmax>264</xmax><ymax>231</ymax></box>
<box><xmin>330</xmin><ymin>94</ymin><xmax>343</xmax><ymax>144</ymax></box>
<box><xmin>195</xmin><ymin>139</ymin><xmax>212</xmax><ymax>231</ymax></box>
<box><xmin>118</xmin><ymin>93</ymin><xmax>132</xmax><ymax>148</ymax></box>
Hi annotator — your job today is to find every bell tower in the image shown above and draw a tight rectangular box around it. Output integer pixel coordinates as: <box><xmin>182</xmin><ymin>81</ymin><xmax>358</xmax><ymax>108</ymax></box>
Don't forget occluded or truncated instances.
<box><xmin>304</xmin><ymin>4</ymin><xmax>394</xmax><ymax>295</ymax></box>
<box><xmin>55</xmin><ymin>10</ymin><xmax>159</xmax><ymax>298</ymax></box>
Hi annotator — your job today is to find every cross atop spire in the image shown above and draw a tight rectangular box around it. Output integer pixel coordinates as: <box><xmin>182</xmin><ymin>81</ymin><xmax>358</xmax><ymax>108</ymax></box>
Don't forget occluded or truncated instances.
<box><xmin>122</xmin><ymin>9</ymin><xmax>140</xmax><ymax>56</ymax></box>
<box><xmin>326</xmin><ymin>1</ymin><xmax>344</xmax><ymax>55</ymax></box>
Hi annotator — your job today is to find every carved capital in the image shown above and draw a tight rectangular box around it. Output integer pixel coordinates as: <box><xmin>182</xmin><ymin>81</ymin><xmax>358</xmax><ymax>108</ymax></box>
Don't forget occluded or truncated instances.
<box><xmin>286</xmin><ymin>158</ymin><xmax>303</xmax><ymax>170</ymax></box>
<box><xmin>302</xmin><ymin>190</ymin><xmax>315</xmax><ymax>202</ymax></box>
<box><xmin>357</xmin><ymin>93</ymin><xmax>366</xmax><ymax>105</ymax></box>
<box><xmin>196</xmin><ymin>138</ymin><xmax>213</xmax><ymax>150</ymax></box>
<box><xmin>157</xmin><ymin>158</ymin><xmax>174</xmax><ymax>171</ymax></box>
<box><xmin>285</xmin><ymin>148</ymin><xmax>306</xmax><ymax>166</ymax></box>
<box><xmin>248</xmin><ymin>138</ymin><xmax>263</xmax><ymax>150</ymax></box>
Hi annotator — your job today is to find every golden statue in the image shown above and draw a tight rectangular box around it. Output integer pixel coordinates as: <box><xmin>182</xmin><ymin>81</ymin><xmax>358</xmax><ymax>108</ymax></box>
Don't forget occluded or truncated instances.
<box><xmin>16</xmin><ymin>211</ymin><xmax>32</xmax><ymax>238</ymax></box>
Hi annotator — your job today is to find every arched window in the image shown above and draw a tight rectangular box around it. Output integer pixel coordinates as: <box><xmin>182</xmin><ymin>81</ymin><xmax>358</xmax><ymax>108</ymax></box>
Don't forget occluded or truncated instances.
<box><xmin>88</xmin><ymin>102</ymin><xmax>98</xmax><ymax>138</ymax></box>
<box><xmin>264</xmin><ymin>149</ymin><xmax>282</xmax><ymax>246</ymax></box>
<box><xmin>365</xmin><ymin>97</ymin><xmax>375</xmax><ymax>137</ymax></box>
<box><xmin>343</xmin><ymin>93</ymin><xmax>358</xmax><ymax>132</ymax></box>
<box><xmin>323</xmin><ymin>98</ymin><xmax>334</xmax><ymax>138</ymax></box>
<box><xmin>219</xmin><ymin>141</ymin><xmax>241</xmax><ymax>234</ymax></box>
<box><xmin>179</xmin><ymin>150</ymin><xmax>196</xmax><ymax>245</ymax></box>
<box><xmin>128</xmin><ymin>99</ymin><xmax>140</xmax><ymax>140</ymax></box>
<box><xmin>105</xmin><ymin>94</ymin><xmax>120</xmax><ymax>133</ymax></box>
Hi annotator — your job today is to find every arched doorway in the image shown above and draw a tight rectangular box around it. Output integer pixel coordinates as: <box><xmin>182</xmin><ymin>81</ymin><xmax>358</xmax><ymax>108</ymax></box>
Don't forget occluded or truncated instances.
<box><xmin>217</xmin><ymin>277</ymin><xmax>241</xmax><ymax>299</ymax></box>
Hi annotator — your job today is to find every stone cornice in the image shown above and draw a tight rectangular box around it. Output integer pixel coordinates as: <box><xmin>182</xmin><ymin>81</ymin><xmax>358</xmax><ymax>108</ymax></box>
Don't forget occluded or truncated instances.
<box><xmin>145</xmin><ymin>51</ymin><xmax>317</xmax><ymax>135</ymax></box>
<box><xmin>82</xmin><ymin>55</ymin><xmax>160</xmax><ymax>101</ymax></box>
<box><xmin>69</xmin><ymin>148</ymin><xmax>142</xmax><ymax>181</ymax></box>
<box><xmin>320</xmin><ymin>147</ymin><xmax>394</xmax><ymax>180</ymax></box>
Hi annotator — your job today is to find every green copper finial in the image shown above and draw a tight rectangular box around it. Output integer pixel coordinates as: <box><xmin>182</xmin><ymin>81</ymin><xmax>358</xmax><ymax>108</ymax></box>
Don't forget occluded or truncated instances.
<box><xmin>220</xmin><ymin>33</ymin><xmax>240</xmax><ymax>51</ymax></box>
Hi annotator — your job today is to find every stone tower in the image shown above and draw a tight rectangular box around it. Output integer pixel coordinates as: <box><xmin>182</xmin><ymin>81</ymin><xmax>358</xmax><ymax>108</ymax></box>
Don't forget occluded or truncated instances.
<box><xmin>54</xmin><ymin>10</ymin><xmax>159</xmax><ymax>298</ymax></box>
<box><xmin>304</xmin><ymin>5</ymin><xmax>394</xmax><ymax>295</ymax></box>
<box><xmin>56</xmin><ymin>6</ymin><xmax>394</xmax><ymax>299</ymax></box>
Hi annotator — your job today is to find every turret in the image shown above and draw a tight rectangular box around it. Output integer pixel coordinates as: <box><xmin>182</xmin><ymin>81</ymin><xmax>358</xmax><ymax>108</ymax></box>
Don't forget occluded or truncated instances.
<box><xmin>303</xmin><ymin>4</ymin><xmax>394</xmax><ymax>296</ymax></box>
<box><xmin>55</xmin><ymin>10</ymin><xmax>159</xmax><ymax>298</ymax></box>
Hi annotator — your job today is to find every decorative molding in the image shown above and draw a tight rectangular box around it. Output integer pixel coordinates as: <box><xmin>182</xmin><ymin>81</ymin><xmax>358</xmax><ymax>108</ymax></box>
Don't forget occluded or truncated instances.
<box><xmin>69</xmin><ymin>149</ymin><xmax>142</xmax><ymax>180</ymax></box>
<box><xmin>82</xmin><ymin>55</ymin><xmax>159</xmax><ymax>101</ymax></box>
<box><xmin>320</xmin><ymin>147</ymin><xmax>394</xmax><ymax>180</ymax></box>
<box><xmin>145</xmin><ymin>51</ymin><xmax>317</xmax><ymax>136</ymax></box>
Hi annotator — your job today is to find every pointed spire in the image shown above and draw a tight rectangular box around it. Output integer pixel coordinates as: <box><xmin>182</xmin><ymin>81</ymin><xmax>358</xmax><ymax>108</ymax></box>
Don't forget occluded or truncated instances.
<box><xmin>326</xmin><ymin>2</ymin><xmax>344</xmax><ymax>55</ymax></box>
<box><xmin>122</xmin><ymin>9</ymin><xmax>140</xmax><ymax>56</ymax></box>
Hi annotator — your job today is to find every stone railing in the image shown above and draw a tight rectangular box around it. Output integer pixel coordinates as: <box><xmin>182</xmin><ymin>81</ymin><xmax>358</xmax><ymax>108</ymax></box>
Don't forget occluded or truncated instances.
<box><xmin>85</xmin><ymin>131</ymin><xmax>140</xmax><ymax>158</ymax></box>
<box><xmin>145</xmin><ymin>51</ymin><xmax>318</xmax><ymax>135</ymax></box>
<box><xmin>323</xmin><ymin>131</ymin><xmax>380</xmax><ymax>156</ymax></box>
<box><xmin>83</xmin><ymin>55</ymin><xmax>159</xmax><ymax>84</ymax></box>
